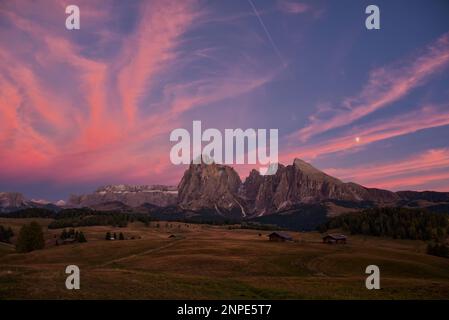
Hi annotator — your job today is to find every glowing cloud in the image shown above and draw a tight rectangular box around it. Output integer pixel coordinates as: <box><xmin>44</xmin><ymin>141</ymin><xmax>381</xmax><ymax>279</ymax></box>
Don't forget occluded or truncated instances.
<box><xmin>293</xmin><ymin>32</ymin><xmax>449</xmax><ymax>142</ymax></box>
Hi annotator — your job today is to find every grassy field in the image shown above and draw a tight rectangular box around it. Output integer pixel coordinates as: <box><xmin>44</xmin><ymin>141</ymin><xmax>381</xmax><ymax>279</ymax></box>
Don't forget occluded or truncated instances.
<box><xmin>0</xmin><ymin>218</ymin><xmax>448</xmax><ymax>299</ymax></box>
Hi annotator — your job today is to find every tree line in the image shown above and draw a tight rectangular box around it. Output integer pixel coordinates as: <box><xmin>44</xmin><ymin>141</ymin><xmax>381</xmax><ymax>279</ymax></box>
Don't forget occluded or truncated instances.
<box><xmin>320</xmin><ymin>207</ymin><xmax>449</xmax><ymax>241</ymax></box>
<box><xmin>2</xmin><ymin>208</ymin><xmax>155</xmax><ymax>229</ymax></box>
<box><xmin>48</xmin><ymin>213</ymin><xmax>129</xmax><ymax>229</ymax></box>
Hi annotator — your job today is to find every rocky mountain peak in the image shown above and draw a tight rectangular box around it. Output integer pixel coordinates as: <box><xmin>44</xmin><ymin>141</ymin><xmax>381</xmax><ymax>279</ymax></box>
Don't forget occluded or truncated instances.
<box><xmin>96</xmin><ymin>184</ymin><xmax>177</xmax><ymax>194</ymax></box>
<box><xmin>176</xmin><ymin>158</ymin><xmax>401</xmax><ymax>217</ymax></box>
<box><xmin>293</xmin><ymin>158</ymin><xmax>342</xmax><ymax>184</ymax></box>
<box><xmin>69</xmin><ymin>184</ymin><xmax>178</xmax><ymax>208</ymax></box>
<box><xmin>177</xmin><ymin>162</ymin><xmax>245</xmax><ymax>215</ymax></box>
<box><xmin>0</xmin><ymin>192</ymin><xmax>27</xmax><ymax>208</ymax></box>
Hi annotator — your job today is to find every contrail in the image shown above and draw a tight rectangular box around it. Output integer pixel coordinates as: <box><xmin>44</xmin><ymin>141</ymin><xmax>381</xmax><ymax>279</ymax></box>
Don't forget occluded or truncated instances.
<box><xmin>247</xmin><ymin>0</ymin><xmax>285</xmax><ymax>66</ymax></box>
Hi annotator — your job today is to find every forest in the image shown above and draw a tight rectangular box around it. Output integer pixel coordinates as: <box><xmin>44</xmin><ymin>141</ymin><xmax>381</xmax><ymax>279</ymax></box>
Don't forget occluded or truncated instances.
<box><xmin>321</xmin><ymin>207</ymin><xmax>449</xmax><ymax>241</ymax></box>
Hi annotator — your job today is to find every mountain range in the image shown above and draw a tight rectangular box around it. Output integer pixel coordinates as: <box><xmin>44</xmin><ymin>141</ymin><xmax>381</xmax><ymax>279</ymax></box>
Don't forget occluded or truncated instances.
<box><xmin>2</xmin><ymin>158</ymin><xmax>449</xmax><ymax>225</ymax></box>
<box><xmin>0</xmin><ymin>192</ymin><xmax>62</xmax><ymax>213</ymax></box>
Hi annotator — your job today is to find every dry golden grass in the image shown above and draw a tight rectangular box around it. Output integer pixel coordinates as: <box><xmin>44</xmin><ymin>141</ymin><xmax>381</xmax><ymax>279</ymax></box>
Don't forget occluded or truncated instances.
<box><xmin>0</xmin><ymin>219</ymin><xmax>448</xmax><ymax>299</ymax></box>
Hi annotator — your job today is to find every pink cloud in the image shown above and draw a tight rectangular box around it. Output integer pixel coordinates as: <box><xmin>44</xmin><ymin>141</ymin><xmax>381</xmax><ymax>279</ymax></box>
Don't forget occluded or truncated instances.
<box><xmin>292</xmin><ymin>32</ymin><xmax>449</xmax><ymax>142</ymax></box>
<box><xmin>277</xmin><ymin>1</ymin><xmax>309</xmax><ymax>14</ymax></box>
<box><xmin>167</xmin><ymin>71</ymin><xmax>276</xmax><ymax>116</ymax></box>
<box><xmin>0</xmin><ymin>0</ymin><xmax>277</xmax><ymax>187</ymax></box>
<box><xmin>283</xmin><ymin>105</ymin><xmax>449</xmax><ymax>161</ymax></box>
<box><xmin>323</xmin><ymin>148</ymin><xmax>449</xmax><ymax>190</ymax></box>
<box><xmin>117</xmin><ymin>0</ymin><xmax>200</xmax><ymax>125</ymax></box>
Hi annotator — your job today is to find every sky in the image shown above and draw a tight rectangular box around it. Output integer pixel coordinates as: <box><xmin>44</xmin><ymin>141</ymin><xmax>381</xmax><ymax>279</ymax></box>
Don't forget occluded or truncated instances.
<box><xmin>1</xmin><ymin>0</ymin><xmax>449</xmax><ymax>201</ymax></box>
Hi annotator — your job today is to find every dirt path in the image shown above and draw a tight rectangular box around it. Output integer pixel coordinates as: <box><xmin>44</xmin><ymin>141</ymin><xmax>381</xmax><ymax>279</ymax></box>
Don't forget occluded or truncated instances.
<box><xmin>0</xmin><ymin>242</ymin><xmax>14</xmax><ymax>249</ymax></box>
<box><xmin>95</xmin><ymin>238</ymin><xmax>184</xmax><ymax>268</ymax></box>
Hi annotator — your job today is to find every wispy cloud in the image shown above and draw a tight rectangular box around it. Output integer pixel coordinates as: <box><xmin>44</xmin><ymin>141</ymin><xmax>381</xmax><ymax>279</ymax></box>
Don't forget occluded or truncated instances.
<box><xmin>277</xmin><ymin>0</ymin><xmax>309</xmax><ymax>14</ymax></box>
<box><xmin>292</xmin><ymin>32</ymin><xmax>449</xmax><ymax>142</ymax></box>
<box><xmin>323</xmin><ymin>148</ymin><xmax>449</xmax><ymax>190</ymax></box>
<box><xmin>1</xmin><ymin>0</ymin><xmax>448</xmax><ymax>198</ymax></box>
<box><xmin>283</xmin><ymin>104</ymin><xmax>449</xmax><ymax>160</ymax></box>
<box><xmin>0</xmin><ymin>0</ymin><xmax>277</xmax><ymax>187</ymax></box>
<box><xmin>117</xmin><ymin>0</ymin><xmax>200</xmax><ymax>125</ymax></box>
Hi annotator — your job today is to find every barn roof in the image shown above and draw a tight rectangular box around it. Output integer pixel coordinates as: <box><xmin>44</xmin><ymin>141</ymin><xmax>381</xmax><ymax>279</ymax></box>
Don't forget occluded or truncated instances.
<box><xmin>268</xmin><ymin>232</ymin><xmax>293</xmax><ymax>240</ymax></box>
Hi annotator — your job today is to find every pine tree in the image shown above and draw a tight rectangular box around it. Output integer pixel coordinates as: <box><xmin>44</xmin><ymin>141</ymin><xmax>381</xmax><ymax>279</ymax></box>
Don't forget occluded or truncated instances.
<box><xmin>16</xmin><ymin>221</ymin><xmax>45</xmax><ymax>253</ymax></box>
<box><xmin>6</xmin><ymin>227</ymin><xmax>14</xmax><ymax>240</ymax></box>
<box><xmin>0</xmin><ymin>225</ymin><xmax>8</xmax><ymax>243</ymax></box>
<box><xmin>77</xmin><ymin>232</ymin><xmax>87</xmax><ymax>243</ymax></box>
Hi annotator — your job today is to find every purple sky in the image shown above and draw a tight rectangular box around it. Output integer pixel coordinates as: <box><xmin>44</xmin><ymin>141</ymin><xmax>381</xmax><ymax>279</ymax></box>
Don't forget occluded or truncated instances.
<box><xmin>1</xmin><ymin>0</ymin><xmax>449</xmax><ymax>201</ymax></box>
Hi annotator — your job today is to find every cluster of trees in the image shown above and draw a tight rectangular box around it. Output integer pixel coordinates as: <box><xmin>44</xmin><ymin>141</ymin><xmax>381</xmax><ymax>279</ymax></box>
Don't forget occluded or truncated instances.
<box><xmin>427</xmin><ymin>242</ymin><xmax>449</xmax><ymax>258</ymax></box>
<box><xmin>59</xmin><ymin>228</ymin><xmax>87</xmax><ymax>243</ymax></box>
<box><xmin>2</xmin><ymin>207</ymin><xmax>278</xmax><ymax>230</ymax></box>
<box><xmin>251</xmin><ymin>203</ymin><xmax>328</xmax><ymax>231</ymax></box>
<box><xmin>105</xmin><ymin>232</ymin><xmax>125</xmax><ymax>240</ymax></box>
<box><xmin>16</xmin><ymin>221</ymin><xmax>45</xmax><ymax>253</ymax></box>
<box><xmin>49</xmin><ymin>213</ymin><xmax>129</xmax><ymax>229</ymax></box>
<box><xmin>0</xmin><ymin>208</ymin><xmax>55</xmax><ymax>219</ymax></box>
<box><xmin>0</xmin><ymin>224</ymin><xmax>14</xmax><ymax>243</ymax></box>
<box><xmin>2</xmin><ymin>208</ymin><xmax>155</xmax><ymax>229</ymax></box>
<box><xmin>239</xmin><ymin>222</ymin><xmax>284</xmax><ymax>231</ymax></box>
<box><xmin>321</xmin><ymin>207</ymin><xmax>449</xmax><ymax>241</ymax></box>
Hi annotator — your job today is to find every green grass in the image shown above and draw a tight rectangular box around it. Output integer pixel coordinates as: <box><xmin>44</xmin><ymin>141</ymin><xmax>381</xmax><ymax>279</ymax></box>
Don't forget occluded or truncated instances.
<box><xmin>0</xmin><ymin>219</ymin><xmax>448</xmax><ymax>299</ymax></box>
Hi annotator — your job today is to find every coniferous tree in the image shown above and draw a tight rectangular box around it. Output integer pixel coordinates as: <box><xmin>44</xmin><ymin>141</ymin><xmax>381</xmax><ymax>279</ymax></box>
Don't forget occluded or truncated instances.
<box><xmin>0</xmin><ymin>225</ymin><xmax>13</xmax><ymax>243</ymax></box>
<box><xmin>322</xmin><ymin>207</ymin><xmax>449</xmax><ymax>241</ymax></box>
<box><xmin>427</xmin><ymin>242</ymin><xmax>449</xmax><ymax>258</ymax></box>
<box><xmin>7</xmin><ymin>227</ymin><xmax>14</xmax><ymax>240</ymax></box>
<box><xmin>77</xmin><ymin>231</ymin><xmax>87</xmax><ymax>243</ymax></box>
<box><xmin>16</xmin><ymin>221</ymin><xmax>45</xmax><ymax>253</ymax></box>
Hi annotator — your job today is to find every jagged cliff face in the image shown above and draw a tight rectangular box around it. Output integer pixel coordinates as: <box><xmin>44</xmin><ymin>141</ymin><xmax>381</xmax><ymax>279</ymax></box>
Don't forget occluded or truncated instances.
<box><xmin>180</xmin><ymin>158</ymin><xmax>400</xmax><ymax>217</ymax></box>
<box><xmin>2</xmin><ymin>158</ymin><xmax>447</xmax><ymax>220</ymax></box>
<box><xmin>240</xmin><ymin>159</ymin><xmax>399</xmax><ymax>216</ymax></box>
<box><xmin>177</xmin><ymin>162</ymin><xmax>246</xmax><ymax>215</ymax></box>
<box><xmin>0</xmin><ymin>192</ymin><xmax>27</xmax><ymax>208</ymax></box>
<box><xmin>68</xmin><ymin>185</ymin><xmax>178</xmax><ymax>208</ymax></box>
<box><xmin>2</xmin><ymin>159</ymin><xmax>446</xmax><ymax>218</ymax></box>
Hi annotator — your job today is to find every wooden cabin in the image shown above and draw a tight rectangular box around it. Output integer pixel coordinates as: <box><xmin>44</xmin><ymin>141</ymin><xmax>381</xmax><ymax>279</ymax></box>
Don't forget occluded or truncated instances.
<box><xmin>322</xmin><ymin>234</ymin><xmax>347</xmax><ymax>244</ymax></box>
<box><xmin>268</xmin><ymin>232</ymin><xmax>293</xmax><ymax>242</ymax></box>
